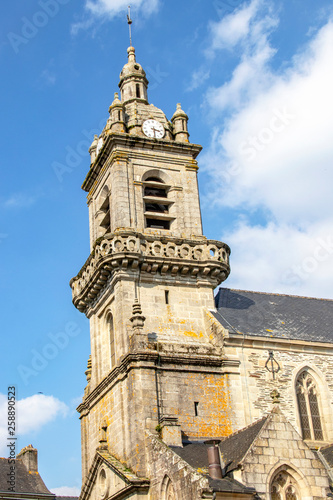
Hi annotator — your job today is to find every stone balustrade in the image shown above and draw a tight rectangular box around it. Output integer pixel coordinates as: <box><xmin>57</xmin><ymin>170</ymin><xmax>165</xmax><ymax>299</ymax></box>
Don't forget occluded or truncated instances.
<box><xmin>70</xmin><ymin>232</ymin><xmax>230</xmax><ymax>313</ymax></box>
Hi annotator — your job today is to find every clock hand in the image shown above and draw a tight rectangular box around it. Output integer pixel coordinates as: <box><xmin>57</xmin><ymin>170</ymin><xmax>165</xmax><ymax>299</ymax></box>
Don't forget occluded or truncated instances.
<box><xmin>152</xmin><ymin>127</ymin><xmax>159</xmax><ymax>138</ymax></box>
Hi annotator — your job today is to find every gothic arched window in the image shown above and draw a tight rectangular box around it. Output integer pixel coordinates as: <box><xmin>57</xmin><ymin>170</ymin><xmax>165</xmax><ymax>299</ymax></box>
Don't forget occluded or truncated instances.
<box><xmin>296</xmin><ymin>371</ymin><xmax>323</xmax><ymax>441</ymax></box>
<box><xmin>270</xmin><ymin>470</ymin><xmax>300</xmax><ymax>500</ymax></box>
<box><xmin>161</xmin><ymin>475</ymin><xmax>176</xmax><ymax>500</ymax></box>
<box><xmin>143</xmin><ymin>176</ymin><xmax>173</xmax><ymax>230</ymax></box>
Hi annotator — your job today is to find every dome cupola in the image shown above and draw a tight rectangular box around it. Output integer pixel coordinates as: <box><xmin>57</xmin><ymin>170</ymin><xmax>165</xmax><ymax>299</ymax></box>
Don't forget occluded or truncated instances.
<box><xmin>119</xmin><ymin>46</ymin><xmax>148</xmax><ymax>104</ymax></box>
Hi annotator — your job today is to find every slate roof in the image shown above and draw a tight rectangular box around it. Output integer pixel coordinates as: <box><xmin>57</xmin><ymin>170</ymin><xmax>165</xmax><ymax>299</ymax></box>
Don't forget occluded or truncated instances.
<box><xmin>320</xmin><ymin>444</ymin><xmax>333</xmax><ymax>469</ymax></box>
<box><xmin>0</xmin><ymin>458</ymin><xmax>53</xmax><ymax>495</ymax></box>
<box><xmin>214</xmin><ymin>287</ymin><xmax>333</xmax><ymax>343</ymax></box>
<box><xmin>218</xmin><ymin>417</ymin><xmax>268</xmax><ymax>474</ymax></box>
<box><xmin>170</xmin><ymin>443</ymin><xmax>255</xmax><ymax>495</ymax></box>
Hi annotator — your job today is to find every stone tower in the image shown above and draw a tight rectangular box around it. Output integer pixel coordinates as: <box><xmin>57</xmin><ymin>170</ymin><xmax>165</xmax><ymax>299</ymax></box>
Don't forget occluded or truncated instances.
<box><xmin>71</xmin><ymin>46</ymin><xmax>231</xmax><ymax>485</ymax></box>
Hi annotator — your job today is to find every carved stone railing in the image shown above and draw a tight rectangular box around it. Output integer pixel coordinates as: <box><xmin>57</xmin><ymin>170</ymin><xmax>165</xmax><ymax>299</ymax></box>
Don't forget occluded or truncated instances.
<box><xmin>70</xmin><ymin>231</ymin><xmax>230</xmax><ymax>313</ymax></box>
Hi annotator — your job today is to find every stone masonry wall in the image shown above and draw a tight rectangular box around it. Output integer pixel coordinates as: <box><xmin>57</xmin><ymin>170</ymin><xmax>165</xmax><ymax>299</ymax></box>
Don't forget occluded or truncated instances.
<box><xmin>146</xmin><ymin>432</ymin><xmax>209</xmax><ymax>500</ymax></box>
<box><xmin>225</xmin><ymin>339</ymin><xmax>333</xmax><ymax>443</ymax></box>
<box><xmin>235</xmin><ymin>409</ymin><xmax>330</xmax><ymax>499</ymax></box>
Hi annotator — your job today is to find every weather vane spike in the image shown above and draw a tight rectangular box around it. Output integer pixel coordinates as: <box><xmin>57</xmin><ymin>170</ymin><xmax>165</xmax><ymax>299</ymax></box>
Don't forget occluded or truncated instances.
<box><xmin>127</xmin><ymin>5</ymin><xmax>133</xmax><ymax>46</ymax></box>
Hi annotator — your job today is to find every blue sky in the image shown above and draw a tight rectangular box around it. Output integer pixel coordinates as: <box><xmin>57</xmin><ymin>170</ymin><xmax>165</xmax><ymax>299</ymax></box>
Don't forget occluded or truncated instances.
<box><xmin>1</xmin><ymin>0</ymin><xmax>333</xmax><ymax>494</ymax></box>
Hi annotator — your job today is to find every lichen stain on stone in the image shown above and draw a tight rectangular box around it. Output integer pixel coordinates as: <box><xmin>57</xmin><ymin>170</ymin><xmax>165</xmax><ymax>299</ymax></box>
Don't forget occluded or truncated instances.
<box><xmin>180</xmin><ymin>373</ymin><xmax>233</xmax><ymax>438</ymax></box>
<box><xmin>182</xmin><ymin>330</ymin><xmax>204</xmax><ymax>339</ymax></box>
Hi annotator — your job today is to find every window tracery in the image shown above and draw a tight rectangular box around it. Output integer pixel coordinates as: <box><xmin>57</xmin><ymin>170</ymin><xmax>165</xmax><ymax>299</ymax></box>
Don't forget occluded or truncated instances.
<box><xmin>271</xmin><ymin>470</ymin><xmax>300</xmax><ymax>500</ymax></box>
<box><xmin>296</xmin><ymin>370</ymin><xmax>323</xmax><ymax>440</ymax></box>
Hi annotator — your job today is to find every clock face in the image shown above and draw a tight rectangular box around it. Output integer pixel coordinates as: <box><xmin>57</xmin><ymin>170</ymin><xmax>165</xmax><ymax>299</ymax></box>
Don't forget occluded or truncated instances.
<box><xmin>96</xmin><ymin>137</ymin><xmax>103</xmax><ymax>156</ymax></box>
<box><xmin>142</xmin><ymin>119</ymin><xmax>165</xmax><ymax>139</ymax></box>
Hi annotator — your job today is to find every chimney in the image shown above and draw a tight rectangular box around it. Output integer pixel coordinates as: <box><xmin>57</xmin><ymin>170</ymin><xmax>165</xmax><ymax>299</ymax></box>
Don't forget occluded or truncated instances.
<box><xmin>206</xmin><ymin>440</ymin><xmax>223</xmax><ymax>480</ymax></box>
<box><xmin>16</xmin><ymin>444</ymin><xmax>38</xmax><ymax>472</ymax></box>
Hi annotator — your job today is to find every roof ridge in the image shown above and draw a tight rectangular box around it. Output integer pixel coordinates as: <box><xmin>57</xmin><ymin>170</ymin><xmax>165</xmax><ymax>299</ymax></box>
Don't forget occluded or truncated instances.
<box><xmin>218</xmin><ymin>287</ymin><xmax>333</xmax><ymax>302</ymax></box>
<box><xmin>220</xmin><ymin>415</ymin><xmax>268</xmax><ymax>442</ymax></box>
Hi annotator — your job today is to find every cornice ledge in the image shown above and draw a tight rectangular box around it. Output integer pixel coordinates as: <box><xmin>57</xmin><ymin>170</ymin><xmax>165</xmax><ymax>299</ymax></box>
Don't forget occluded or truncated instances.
<box><xmin>82</xmin><ymin>133</ymin><xmax>202</xmax><ymax>192</ymax></box>
<box><xmin>77</xmin><ymin>349</ymin><xmax>225</xmax><ymax>412</ymax></box>
<box><xmin>225</xmin><ymin>333</ymin><xmax>333</xmax><ymax>350</ymax></box>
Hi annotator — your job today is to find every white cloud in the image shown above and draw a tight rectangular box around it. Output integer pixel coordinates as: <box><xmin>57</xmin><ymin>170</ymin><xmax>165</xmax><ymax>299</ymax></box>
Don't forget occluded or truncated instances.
<box><xmin>2</xmin><ymin>194</ymin><xmax>38</xmax><ymax>209</ymax></box>
<box><xmin>187</xmin><ymin>67</ymin><xmax>210</xmax><ymax>91</ymax></box>
<box><xmin>85</xmin><ymin>0</ymin><xmax>159</xmax><ymax>17</ymax></box>
<box><xmin>201</xmin><ymin>4</ymin><xmax>333</xmax><ymax>298</ymax></box>
<box><xmin>0</xmin><ymin>394</ymin><xmax>68</xmax><ymax>456</ymax></box>
<box><xmin>51</xmin><ymin>486</ymin><xmax>81</xmax><ymax>496</ymax></box>
<box><xmin>72</xmin><ymin>0</ymin><xmax>160</xmax><ymax>33</ymax></box>
<box><xmin>40</xmin><ymin>69</ymin><xmax>56</xmax><ymax>86</ymax></box>
<box><xmin>223</xmin><ymin>220</ymin><xmax>333</xmax><ymax>299</ymax></box>
<box><xmin>207</xmin><ymin>0</ymin><xmax>261</xmax><ymax>53</ymax></box>
<box><xmin>205</xmin><ymin>0</ymin><xmax>278</xmax><ymax>111</ymax></box>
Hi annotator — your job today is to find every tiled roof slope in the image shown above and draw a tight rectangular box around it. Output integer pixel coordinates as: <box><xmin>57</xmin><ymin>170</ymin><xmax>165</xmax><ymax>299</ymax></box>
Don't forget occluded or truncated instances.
<box><xmin>319</xmin><ymin>444</ymin><xmax>333</xmax><ymax>468</ymax></box>
<box><xmin>214</xmin><ymin>288</ymin><xmax>333</xmax><ymax>343</ymax></box>
<box><xmin>0</xmin><ymin>458</ymin><xmax>53</xmax><ymax>495</ymax></box>
<box><xmin>218</xmin><ymin>417</ymin><xmax>267</xmax><ymax>474</ymax></box>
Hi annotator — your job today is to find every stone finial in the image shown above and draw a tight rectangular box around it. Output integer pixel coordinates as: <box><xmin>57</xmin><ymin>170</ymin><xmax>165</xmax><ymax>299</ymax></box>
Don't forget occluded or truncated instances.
<box><xmin>270</xmin><ymin>389</ymin><xmax>281</xmax><ymax>404</ymax></box>
<box><xmin>130</xmin><ymin>299</ymin><xmax>146</xmax><ymax>330</ymax></box>
<box><xmin>88</xmin><ymin>135</ymin><xmax>99</xmax><ymax>163</ymax></box>
<box><xmin>85</xmin><ymin>355</ymin><xmax>92</xmax><ymax>383</ymax></box>
<box><xmin>89</xmin><ymin>135</ymin><xmax>98</xmax><ymax>152</ymax></box>
<box><xmin>127</xmin><ymin>45</ymin><xmax>136</xmax><ymax>63</ymax></box>
<box><xmin>171</xmin><ymin>103</ymin><xmax>189</xmax><ymax>143</ymax></box>
<box><xmin>172</xmin><ymin>103</ymin><xmax>188</xmax><ymax>120</ymax></box>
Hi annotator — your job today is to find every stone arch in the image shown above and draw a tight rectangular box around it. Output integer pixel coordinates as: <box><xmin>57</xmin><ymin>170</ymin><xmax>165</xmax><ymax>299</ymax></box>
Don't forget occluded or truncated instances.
<box><xmin>292</xmin><ymin>364</ymin><xmax>330</xmax><ymax>441</ymax></box>
<box><xmin>142</xmin><ymin>168</ymin><xmax>171</xmax><ymax>185</ymax></box>
<box><xmin>267</xmin><ymin>463</ymin><xmax>311</xmax><ymax>499</ymax></box>
<box><xmin>100</xmin><ymin>184</ymin><xmax>109</xmax><ymax>199</ymax></box>
<box><xmin>160</xmin><ymin>475</ymin><xmax>176</xmax><ymax>500</ymax></box>
<box><xmin>142</xmin><ymin>169</ymin><xmax>174</xmax><ymax>231</ymax></box>
<box><xmin>98</xmin><ymin>466</ymin><xmax>109</xmax><ymax>499</ymax></box>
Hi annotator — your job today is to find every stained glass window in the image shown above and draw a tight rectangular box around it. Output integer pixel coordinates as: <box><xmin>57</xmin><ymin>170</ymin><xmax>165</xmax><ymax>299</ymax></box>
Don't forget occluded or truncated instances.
<box><xmin>296</xmin><ymin>371</ymin><xmax>323</xmax><ymax>441</ymax></box>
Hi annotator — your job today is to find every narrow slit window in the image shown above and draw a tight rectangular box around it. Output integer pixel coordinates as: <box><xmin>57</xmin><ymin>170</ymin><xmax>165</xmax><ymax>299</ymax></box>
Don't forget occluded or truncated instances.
<box><xmin>165</xmin><ymin>290</ymin><xmax>169</xmax><ymax>304</ymax></box>
<box><xmin>136</xmin><ymin>84</ymin><xmax>140</xmax><ymax>98</ymax></box>
<box><xmin>194</xmin><ymin>402</ymin><xmax>199</xmax><ymax>416</ymax></box>
<box><xmin>108</xmin><ymin>314</ymin><xmax>115</xmax><ymax>369</ymax></box>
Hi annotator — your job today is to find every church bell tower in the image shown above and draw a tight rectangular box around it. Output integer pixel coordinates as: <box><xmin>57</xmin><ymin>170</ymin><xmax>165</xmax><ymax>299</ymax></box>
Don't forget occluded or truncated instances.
<box><xmin>71</xmin><ymin>44</ymin><xmax>231</xmax><ymax>484</ymax></box>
